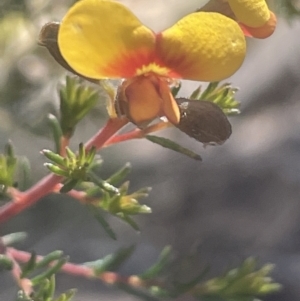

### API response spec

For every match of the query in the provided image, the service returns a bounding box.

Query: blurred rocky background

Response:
[1,0,300,300]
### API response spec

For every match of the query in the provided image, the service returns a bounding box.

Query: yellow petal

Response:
[228,0,270,27]
[156,12,246,82]
[58,0,156,79]
[239,11,277,39]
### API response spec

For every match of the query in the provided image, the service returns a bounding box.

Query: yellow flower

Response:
[58,0,246,126]
[228,0,277,38]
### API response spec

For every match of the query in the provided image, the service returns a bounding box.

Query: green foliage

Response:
[100,181,151,215]
[43,144,98,192]
[43,144,151,236]
[0,143,32,198]
[146,135,202,161]
[195,258,281,301]
[1,236,281,301]
[0,142,17,193]
[16,279,76,301]
[89,177,151,234]
[0,254,13,270]
[87,163,151,236]
[171,82,182,97]
[47,114,64,154]
[21,251,67,281]
[131,255,280,301]
[85,245,136,275]
[1,232,27,246]
[59,76,99,137]
[15,251,75,301]
[139,246,173,280]
[272,0,300,19]
[190,82,240,116]
[87,205,118,240]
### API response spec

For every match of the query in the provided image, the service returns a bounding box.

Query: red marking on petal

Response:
[154,33,188,78]
[101,48,154,77]
[239,25,253,37]
[239,11,277,39]
[100,46,179,79]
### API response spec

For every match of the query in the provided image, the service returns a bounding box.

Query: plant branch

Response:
[7,247,145,288]
[104,121,172,147]
[6,249,33,296]
[85,117,128,150]
[0,173,62,224]
[0,118,128,224]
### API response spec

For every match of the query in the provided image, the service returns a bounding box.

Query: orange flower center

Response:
[116,73,180,127]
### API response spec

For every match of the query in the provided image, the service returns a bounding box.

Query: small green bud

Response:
[48,114,63,154]
[119,196,151,214]
[0,142,18,188]
[1,232,27,246]
[44,163,69,177]
[42,150,65,166]
[0,255,13,270]
[85,146,97,165]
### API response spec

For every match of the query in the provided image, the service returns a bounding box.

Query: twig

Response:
[0,118,127,224]
[85,118,128,150]
[0,173,62,224]
[104,121,172,147]
[7,247,145,287]
[6,249,33,296]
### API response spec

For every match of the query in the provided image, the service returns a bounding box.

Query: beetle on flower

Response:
[45,0,275,128]
[58,0,241,127]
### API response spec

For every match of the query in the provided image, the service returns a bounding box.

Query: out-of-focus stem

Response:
[60,135,70,156]
[0,173,62,224]
[6,248,33,296]
[7,247,145,287]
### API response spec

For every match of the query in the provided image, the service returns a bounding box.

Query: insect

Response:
[39,23,232,146]
[175,98,232,145]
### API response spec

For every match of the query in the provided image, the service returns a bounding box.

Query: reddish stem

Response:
[85,118,128,150]
[54,184,94,204]
[104,121,172,147]
[7,247,144,287]
[0,118,127,224]
[59,135,70,156]
[0,174,61,224]
[6,249,33,296]
[104,129,143,146]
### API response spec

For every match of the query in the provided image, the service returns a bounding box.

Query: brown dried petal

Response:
[38,22,98,84]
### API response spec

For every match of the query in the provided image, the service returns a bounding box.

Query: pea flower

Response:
[227,0,277,38]
[57,0,246,127]
[204,0,277,39]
